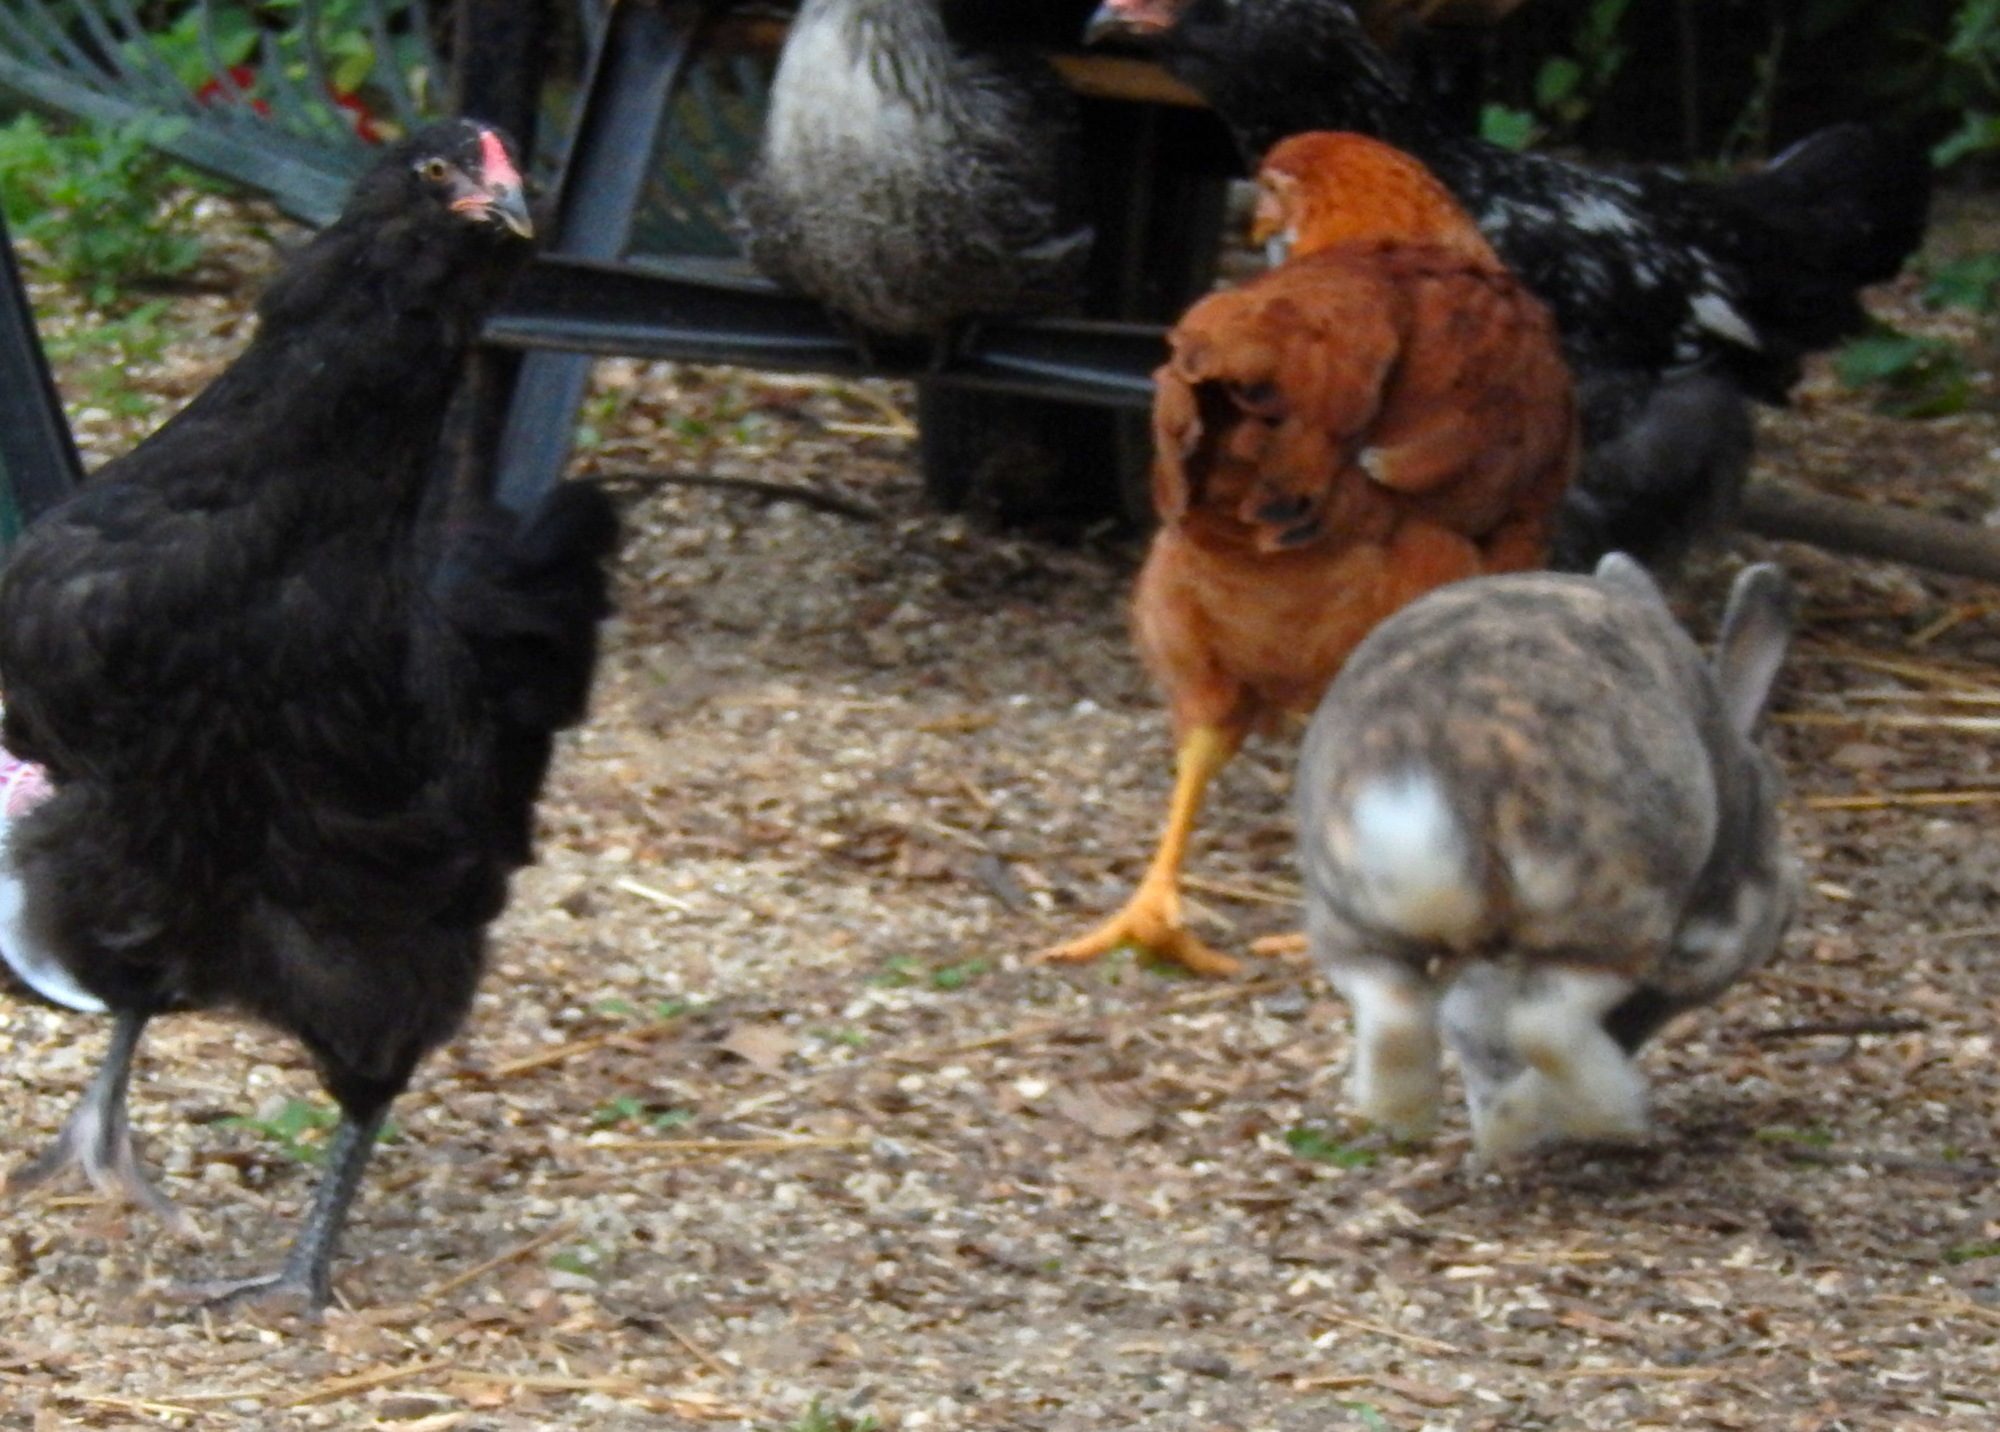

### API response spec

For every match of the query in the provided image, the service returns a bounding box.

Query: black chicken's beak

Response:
[483,182,534,240]
[452,179,534,239]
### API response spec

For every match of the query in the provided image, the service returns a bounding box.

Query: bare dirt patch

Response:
[2,193,1996,1431]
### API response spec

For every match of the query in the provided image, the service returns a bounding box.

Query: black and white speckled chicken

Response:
[734,0,1094,347]
[1090,0,1933,566]
[0,121,618,1313]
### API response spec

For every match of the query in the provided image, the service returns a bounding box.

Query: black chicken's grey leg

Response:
[184,1108,385,1314]
[5,1011,191,1235]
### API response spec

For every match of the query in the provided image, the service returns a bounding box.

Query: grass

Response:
[589,1096,693,1131]
[1284,1124,1380,1169]
[869,954,993,991]
[782,1400,880,1432]
[219,1097,398,1164]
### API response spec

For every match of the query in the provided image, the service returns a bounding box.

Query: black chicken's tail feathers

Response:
[438,479,621,735]
[1715,122,1932,396]
[1732,122,1934,290]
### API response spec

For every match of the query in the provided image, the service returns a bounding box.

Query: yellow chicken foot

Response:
[1035,725,1244,977]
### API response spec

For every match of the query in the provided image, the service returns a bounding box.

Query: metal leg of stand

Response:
[0,210,82,538]
[487,0,727,514]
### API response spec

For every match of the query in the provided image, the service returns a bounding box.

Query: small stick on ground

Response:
[287,1358,450,1408]
[1318,1309,1459,1355]
[662,1319,734,1379]
[1805,790,2000,812]
[420,1221,577,1304]
[1747,1017,1928,1043]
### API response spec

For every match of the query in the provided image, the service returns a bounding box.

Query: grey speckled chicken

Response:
[734,0,1093,343]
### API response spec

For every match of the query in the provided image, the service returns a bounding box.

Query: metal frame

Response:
[1,0,1233,531]
[0,207,83,538]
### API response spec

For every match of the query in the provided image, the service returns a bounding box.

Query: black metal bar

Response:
[489,0,730,513]
[451,0,555,151]
[485,256,1162,409]
[0,210,83,538]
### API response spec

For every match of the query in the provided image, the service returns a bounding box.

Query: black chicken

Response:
[1089,0,1933,566]
[0,120,619,1311]
[733,0,1094,345]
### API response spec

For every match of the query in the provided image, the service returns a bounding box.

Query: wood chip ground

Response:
[1,190,1995,1431]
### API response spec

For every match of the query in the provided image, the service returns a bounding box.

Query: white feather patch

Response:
[1342,772,1483,942]
[1563,194,1641,236]
[0,755,105,1013]
[1690,290,1762,350]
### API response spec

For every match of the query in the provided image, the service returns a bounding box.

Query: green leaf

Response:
[1285,1125,1379,1168]
[1934,111,2000,169]
[1535,56,1583,109]
[929,958,990,991]
[868,955,921,989]
[1943,1240,2000,1265]
[1923,254,2000,313]
[591,1096,649,1127]
[1480,104,1539,151]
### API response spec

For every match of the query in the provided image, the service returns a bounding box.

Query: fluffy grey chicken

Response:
[734,0,1093,344]
[0,121,618,1313]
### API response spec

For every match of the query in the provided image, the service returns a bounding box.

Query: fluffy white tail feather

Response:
[1343,772,1484,943]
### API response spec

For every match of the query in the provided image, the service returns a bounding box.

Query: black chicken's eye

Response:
[417,157,450,183]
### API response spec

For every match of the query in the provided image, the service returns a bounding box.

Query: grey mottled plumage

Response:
[735,0,1092,339]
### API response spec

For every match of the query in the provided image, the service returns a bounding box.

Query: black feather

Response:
[0,120,616,1298]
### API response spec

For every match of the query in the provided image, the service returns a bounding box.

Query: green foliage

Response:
[928,957,989,991]
[139,0,428,109]
[1836,253,1998,422]
[1942,1240,2000,1264]
[1933,0,2000,166]
[221,1097,398,1164]
[866,954,989,991]
[1283,1125,1379,1169]
[589,1096,693,1131]
[1537,0,1633,131]
[782,1400,881,1432]
[867,955,921,988]
[1836,328,1972,418]
[1924,253,2000,312]
[1479,103,1539,151]
[43,299,175,421]
[1492,0,1634,146]
[548,1241,607,1281]
[0,113,204,307]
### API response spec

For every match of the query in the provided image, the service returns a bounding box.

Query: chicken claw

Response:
[5,1013,195,1239]
[1034,877,1243,978]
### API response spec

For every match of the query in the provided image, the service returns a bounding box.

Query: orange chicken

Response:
[1037,131,1577,976]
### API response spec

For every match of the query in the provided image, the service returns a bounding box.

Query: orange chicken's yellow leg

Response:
[1035,724,1244,977]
